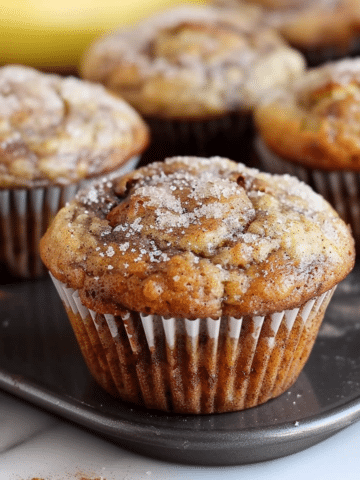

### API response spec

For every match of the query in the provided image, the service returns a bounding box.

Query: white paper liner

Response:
[255,136,360,243]
[0,155,140,278]
[50,272,336,413]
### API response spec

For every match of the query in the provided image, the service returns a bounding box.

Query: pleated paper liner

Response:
[140,113,256,167]
[50,273,335,414]
[0,155,140,279]
[255,136,360,248]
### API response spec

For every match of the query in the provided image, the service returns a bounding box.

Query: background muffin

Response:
[40,156,354,414]
[80,4,305,165]
[0,64,149,278]
[254,57,360,250]
[214,0,360,66]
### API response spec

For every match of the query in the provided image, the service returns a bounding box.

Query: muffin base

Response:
[51,274,335,414]
[0,155,140,279]
[300,38,360,67]
[256,136,360,247]
[140,113,255,167]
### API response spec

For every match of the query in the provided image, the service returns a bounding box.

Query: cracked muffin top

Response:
[0,65,149,188]
[40,156,355,319]
[255,58,360,170]
[80,5,305,119]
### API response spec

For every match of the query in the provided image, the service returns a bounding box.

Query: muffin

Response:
[80,5,305,165]
[0,64,149,278]
[40,156,355,414]
[214,0,360,66]
[254,57,360,249]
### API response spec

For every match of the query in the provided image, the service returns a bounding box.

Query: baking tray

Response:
[1,261,360,466]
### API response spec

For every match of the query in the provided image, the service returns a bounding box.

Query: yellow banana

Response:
[1,0,206,73]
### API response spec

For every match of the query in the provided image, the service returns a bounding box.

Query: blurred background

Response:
[1,0,205,75]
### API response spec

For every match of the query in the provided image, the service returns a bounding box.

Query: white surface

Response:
[0,390,360,480]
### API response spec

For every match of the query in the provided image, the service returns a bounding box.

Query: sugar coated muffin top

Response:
[0,65,149,188]
[255,58,360,170]
[80,5,305,119]
[40,156,355,319]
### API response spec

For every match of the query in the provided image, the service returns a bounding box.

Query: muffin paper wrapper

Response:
[0,155,139,278]
[256,136,360,243]
[303,39,360,67]
[50,273,335,414]
[142,113,254,166]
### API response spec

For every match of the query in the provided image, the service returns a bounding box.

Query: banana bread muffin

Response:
[214,0,360,66]
[254,57,360,248]
[0,64,149,278]
[40,156,355,413]
[80,5,305,164]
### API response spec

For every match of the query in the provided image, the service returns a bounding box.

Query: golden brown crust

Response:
[0,65,149,188]
[80,5,305,119]
[255,58,360,171]
[40,156,355,318]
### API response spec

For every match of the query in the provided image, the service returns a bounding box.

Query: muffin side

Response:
[40,157,354,413]
[51,275,335,413]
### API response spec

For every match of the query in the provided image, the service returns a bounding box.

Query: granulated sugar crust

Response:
[40,156,355,319]
[0,65,149,188]
[80,5,305,119]
[255,58,360,170]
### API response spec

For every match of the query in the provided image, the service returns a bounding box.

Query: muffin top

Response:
[40,156,355,319]
[80,5,305,119]
[255,58,360,170]
[0,65,149,188]
[215,0,360,52]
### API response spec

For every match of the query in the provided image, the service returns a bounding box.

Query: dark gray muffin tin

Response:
[1,262,360,466]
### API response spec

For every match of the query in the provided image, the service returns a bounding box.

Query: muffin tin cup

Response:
[0,155,140,279]
[141,113,255,167]
[50,273,335,414]
[255,136,360,248]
